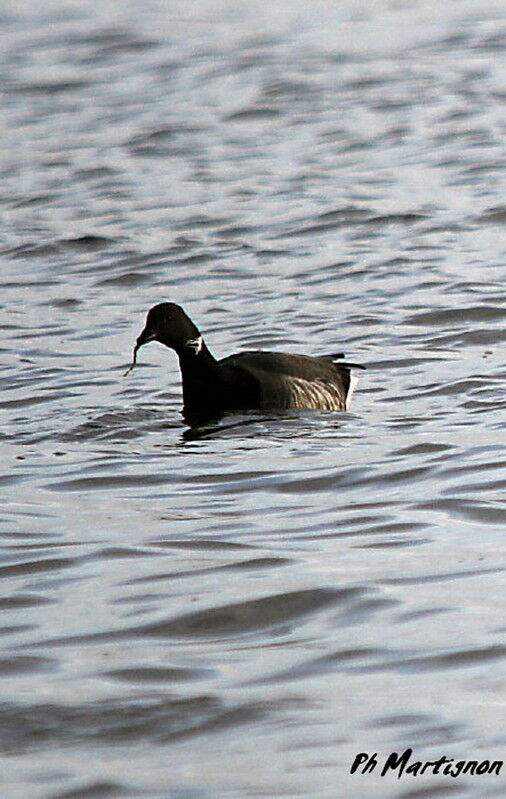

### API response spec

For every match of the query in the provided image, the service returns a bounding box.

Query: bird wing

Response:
[219,351,361,411]
[220,350,364,377]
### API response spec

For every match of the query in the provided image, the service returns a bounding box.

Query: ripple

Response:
[103,666,214,684]
[50,781,130,799]
[135,587,357,639]
[11,79,92,95]
[0,696,268,751]
[36,588,365,646]
[127,556,293,584]
[405,305,506,325]
[0,655,56,675]
[0,557,78,578]
[226,107,282,121]
[352,644,506,674]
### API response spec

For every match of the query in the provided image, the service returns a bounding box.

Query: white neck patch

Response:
[185,335,203,354]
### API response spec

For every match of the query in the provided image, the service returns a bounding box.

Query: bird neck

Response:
[176,337,221,390]
[176,338,223,420]
[176,336,216,369]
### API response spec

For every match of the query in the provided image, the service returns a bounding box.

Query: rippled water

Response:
[1,1,505,797]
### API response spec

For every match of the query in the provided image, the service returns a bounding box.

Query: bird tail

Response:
[324,353,366,370]
[335,361,366,370]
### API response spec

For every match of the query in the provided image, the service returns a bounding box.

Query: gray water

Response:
[1,1,505,797]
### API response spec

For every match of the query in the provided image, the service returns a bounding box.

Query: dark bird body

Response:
[127,303,365,426]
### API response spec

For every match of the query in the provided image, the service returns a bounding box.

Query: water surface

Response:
[1,1,505,797]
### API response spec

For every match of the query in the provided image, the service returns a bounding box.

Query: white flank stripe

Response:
[285,377,345,410]
[345,373,359,410]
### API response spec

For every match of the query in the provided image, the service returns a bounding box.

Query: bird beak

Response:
[124,327,156,376]
[136,326,157,350]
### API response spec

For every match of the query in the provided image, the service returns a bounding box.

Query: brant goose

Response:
[126,303,365,426]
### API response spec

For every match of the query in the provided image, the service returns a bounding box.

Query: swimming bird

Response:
[126,303,365,426]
